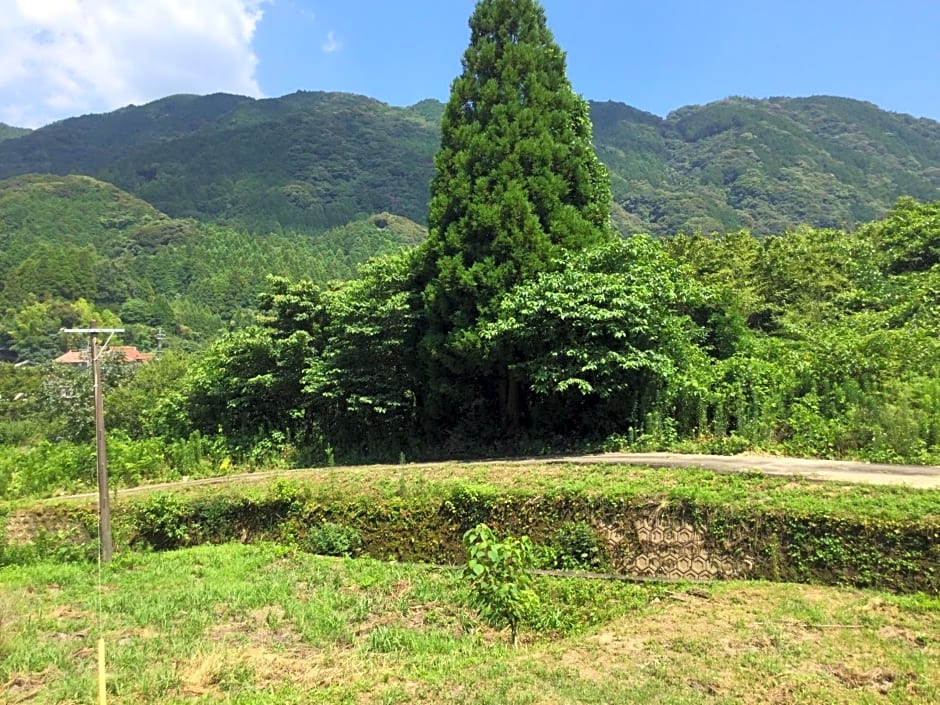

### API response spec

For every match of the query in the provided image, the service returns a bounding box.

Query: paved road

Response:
[554,452,940,488]
[45,451,940,503]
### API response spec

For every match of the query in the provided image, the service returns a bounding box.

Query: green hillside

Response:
[0,122,30,142]
[2,0,938,488]
[0,92,439,233]
[1,92,939,235]
[0,174,426,361]
[594,96,940,234]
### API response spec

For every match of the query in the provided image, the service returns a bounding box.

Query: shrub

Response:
[303,521,362,557]
[544,520,609,571]
[461,523,539,645]
[133,493,191,549]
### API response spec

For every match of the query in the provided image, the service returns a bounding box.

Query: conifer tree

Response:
[418,0,613,433]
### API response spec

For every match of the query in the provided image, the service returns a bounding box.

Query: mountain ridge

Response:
[1,91,938,235]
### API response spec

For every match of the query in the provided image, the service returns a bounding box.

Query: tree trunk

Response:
[500,369,524,436]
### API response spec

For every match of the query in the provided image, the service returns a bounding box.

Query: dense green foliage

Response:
[3,0,940,486]
[596,96,940,235]
[417,0,615,433]
[144,197,940,465]
[143,0,632,452]
[4,0,923,467]
[2,90,939,236]
[0,92,439,232]
[0,174,426,361]
[150,249,425,461]
[6,189,938,495]
[480,236,704,438]
[662,197,940,462]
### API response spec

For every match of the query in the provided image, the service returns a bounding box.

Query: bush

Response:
[302,521,362,557]
[133,493,191,549]
[543,521,609,571]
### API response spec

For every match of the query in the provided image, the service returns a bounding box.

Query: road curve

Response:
[551,452,940,488]
[41,451,940,503]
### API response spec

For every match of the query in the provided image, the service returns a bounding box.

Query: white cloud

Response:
[0,0,268,128]
[321,30,340,54]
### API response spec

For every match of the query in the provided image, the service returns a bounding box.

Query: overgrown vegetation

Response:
[132,190,940,464]
[138,158,940,465]
[542,520,610,571]
[0,174,426,361]
[2,0,940,495]
[3,1,939,696]
[4,463,938,593]
[126,0,940,465]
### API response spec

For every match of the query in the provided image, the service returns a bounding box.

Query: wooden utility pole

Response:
[61,326,124,563]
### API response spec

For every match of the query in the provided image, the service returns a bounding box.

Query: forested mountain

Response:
[2,0,940,482]
[1,92,939,235]
[0,92,439,233]
[595,96,940,234]
[0,174,425,361]
[0,123,30,142]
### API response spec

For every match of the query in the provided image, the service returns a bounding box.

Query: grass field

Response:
[2,542,939,704]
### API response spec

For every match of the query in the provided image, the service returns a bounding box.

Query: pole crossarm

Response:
[60,328,125,334]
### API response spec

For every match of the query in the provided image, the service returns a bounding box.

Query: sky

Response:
[1,0,939,129]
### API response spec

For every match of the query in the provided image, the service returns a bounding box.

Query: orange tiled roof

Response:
[53,346,155,364]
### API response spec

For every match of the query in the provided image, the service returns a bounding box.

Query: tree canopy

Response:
[5,1,940,474]
[417,0,614,433]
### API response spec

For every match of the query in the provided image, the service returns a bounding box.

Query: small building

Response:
[53,346,155,365]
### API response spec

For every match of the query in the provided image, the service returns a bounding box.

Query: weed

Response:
[303,522,362,557]
[542,520,609,571]
[133,493,190,549]
[367,625,417,654]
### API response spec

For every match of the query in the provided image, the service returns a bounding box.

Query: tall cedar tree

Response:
[418,0,613,434]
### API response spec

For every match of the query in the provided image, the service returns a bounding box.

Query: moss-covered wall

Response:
[3,476,938,593]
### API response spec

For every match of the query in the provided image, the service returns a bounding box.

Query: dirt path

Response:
[44,451,940,503]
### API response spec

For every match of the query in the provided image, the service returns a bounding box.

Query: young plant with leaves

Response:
[461,523,539,645]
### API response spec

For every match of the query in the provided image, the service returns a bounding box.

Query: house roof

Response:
[53,346,155,364]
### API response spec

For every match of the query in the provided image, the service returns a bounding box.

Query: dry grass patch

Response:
[556,581,940,703]
[179,602,360,697]
[1,666,61,703]
[2,545,938,704]
[177,643,351,696]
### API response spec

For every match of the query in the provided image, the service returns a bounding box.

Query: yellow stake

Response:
[97,638,107,704]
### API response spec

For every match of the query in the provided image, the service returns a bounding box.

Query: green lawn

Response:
[2,543,938,704]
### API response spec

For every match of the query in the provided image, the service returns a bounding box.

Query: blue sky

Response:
[2,0,939,128]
